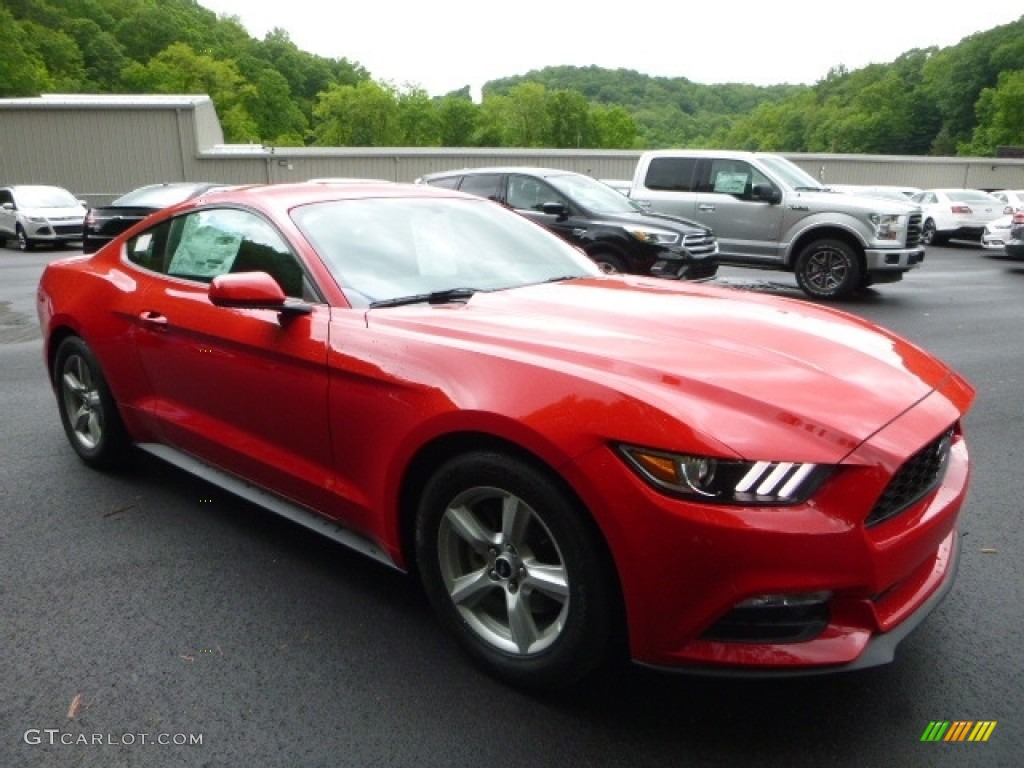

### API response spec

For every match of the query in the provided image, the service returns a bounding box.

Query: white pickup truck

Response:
[627,150,925,299]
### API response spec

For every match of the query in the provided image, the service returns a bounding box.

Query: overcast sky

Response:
[197,2,1022,99]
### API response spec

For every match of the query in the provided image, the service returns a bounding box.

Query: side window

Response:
[457,174,502,201]
[706,160,758,198]
[125,209,309,299]
[425,176,460,190]
[0,190,13,206]
[507,176,566,211]
[644,157,698,192]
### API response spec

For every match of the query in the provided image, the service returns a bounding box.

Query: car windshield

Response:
[14,186,80,208]
[759,156,825,191]
[112,184,214,208]
[292,197,600,308]
[546,174,644,214]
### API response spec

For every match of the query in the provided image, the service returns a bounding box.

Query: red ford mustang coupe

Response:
[37,182,974,689]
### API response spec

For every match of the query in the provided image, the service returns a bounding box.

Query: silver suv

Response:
[0,185,87,251]
[629,150,925,299]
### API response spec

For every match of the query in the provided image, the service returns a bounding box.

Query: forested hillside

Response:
[2,0,1021,154]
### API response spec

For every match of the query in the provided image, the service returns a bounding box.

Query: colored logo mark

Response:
[921,721,997,742]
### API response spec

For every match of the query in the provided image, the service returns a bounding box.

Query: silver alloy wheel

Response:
[803,247,849,294]
[436,486,570,655]
[60,353,104,451]
[596,261,620,274]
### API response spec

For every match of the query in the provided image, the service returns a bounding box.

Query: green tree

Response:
[396,86,441,146]
[961,70,1024,155]
[436,93,478,147]
[0,8,48,96]
[545,89,592,148]
[312,80,401,146]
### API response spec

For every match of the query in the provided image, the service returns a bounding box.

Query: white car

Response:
[989,189,1024,213]
[0,185,87,251]
[911,188,1012,246]
[982,216,1014,250]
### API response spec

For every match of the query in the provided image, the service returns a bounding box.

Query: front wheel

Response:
[590,251,626,274]
[794,239,862,300]
[415,452,619,689]
[16,226,34,251]
[54,336,129,469]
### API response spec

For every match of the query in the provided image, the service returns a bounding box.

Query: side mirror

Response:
[751,183,782,204]
[541,201,569,219]
[209,272,311,315]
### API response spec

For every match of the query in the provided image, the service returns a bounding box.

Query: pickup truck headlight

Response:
[629,228,680,246]
[869,213,907,241]
[618,445,831,504]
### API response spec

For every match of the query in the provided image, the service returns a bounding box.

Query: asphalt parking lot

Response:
[1,242,1022,767]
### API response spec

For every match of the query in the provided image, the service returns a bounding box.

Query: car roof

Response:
[421,167,586,180]
[176,181,476,213]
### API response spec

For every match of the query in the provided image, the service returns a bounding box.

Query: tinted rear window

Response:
[644,158,698,192]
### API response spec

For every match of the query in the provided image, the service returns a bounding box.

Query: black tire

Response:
[17,226,34,251]
[590,251,626,274]
[922,219,948,246]
[794,239,862,300]
[54,336,130,469]
[415,451,619,689]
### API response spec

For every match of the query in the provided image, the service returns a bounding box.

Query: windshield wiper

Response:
[369,287,479,309]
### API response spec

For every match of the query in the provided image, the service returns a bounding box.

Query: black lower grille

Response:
[702,603,829,643]
[54,225,83,236]
[866,428,954,527]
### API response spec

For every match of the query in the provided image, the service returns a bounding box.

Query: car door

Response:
[694,158,784,262]
[0,189,15,238]
[126,207,337,514]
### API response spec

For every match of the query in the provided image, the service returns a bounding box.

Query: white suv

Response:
[0,185,87,251]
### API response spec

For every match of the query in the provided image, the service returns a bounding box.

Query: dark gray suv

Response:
[418,167,718,280]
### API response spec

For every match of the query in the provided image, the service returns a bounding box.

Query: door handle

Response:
[698,204,716,212]
[139,310,168,327]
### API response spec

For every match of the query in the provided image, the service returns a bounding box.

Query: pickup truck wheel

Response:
[794,240,862,300]
[590,252,625,274]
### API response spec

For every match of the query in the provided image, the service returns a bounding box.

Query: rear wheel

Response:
[415,452,619,689]
[794,239,862,300]
[54,336,129,469]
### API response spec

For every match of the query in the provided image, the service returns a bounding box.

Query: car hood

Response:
[366,277,964,463]
[21,205,86,218]
[797,190,920,214]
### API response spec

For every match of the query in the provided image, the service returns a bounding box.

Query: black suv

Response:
[417,167,718,280]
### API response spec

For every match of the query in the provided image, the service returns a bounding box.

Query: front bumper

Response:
[864,246,925,271]
[568,401,970,674]
[24,220,84,242]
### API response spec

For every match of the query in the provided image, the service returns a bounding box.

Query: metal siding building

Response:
[2,94,1023,204]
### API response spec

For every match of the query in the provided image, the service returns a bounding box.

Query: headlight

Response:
[26,215,48,223]
[868,213,907,241]
[629,228,680,246]
[618,445,831,504]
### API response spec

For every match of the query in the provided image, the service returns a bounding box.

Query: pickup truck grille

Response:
[682,232,717,258]
[906,213,923,247]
